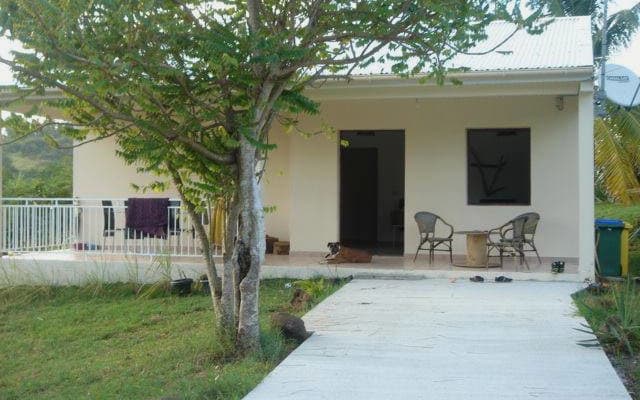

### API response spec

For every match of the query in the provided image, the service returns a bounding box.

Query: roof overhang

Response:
[307,67,594,101]
[0,66,593,106]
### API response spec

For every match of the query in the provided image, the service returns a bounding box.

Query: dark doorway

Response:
[340,130,405,255]
[340,148,378,245]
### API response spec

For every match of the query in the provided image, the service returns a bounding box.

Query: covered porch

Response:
[258,79,595,280]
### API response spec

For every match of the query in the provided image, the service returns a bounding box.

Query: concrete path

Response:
[244,279,630,400]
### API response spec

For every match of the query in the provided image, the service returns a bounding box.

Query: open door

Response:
[340,130,405,255]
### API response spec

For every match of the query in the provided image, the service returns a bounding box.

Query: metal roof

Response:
[351,16,593,76]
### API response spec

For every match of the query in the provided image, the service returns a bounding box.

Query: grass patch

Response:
[0,278,346,400]
[575,281,640,399]
[595,203,640,227]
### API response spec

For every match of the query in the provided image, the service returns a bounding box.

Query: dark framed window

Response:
[467,128,530,205]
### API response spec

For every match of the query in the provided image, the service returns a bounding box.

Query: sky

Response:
[0,1,639,85]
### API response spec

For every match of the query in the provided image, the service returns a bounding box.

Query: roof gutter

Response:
[312,67,594,90]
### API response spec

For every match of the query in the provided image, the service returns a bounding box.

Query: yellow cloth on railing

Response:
[210,199,226,247]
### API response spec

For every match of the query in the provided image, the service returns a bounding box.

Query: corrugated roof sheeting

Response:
[351,16,593,76]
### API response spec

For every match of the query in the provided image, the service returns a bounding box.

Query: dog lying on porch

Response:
[324,242,372,264]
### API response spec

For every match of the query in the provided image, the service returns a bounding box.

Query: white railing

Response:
[1,201,75,252]
[0,198,222,257]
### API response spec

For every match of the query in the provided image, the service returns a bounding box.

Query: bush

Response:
[576,280,640,355]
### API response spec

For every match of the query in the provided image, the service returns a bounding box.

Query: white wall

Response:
[262,129,291,241]
[578,82,595,278]
[73,136,179,199]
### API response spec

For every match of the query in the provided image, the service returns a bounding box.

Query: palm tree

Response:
[529,0,640,56]
[530,0,640,203]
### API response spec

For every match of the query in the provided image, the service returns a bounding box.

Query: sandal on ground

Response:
[470,276,484,282]
[495,276,513,283]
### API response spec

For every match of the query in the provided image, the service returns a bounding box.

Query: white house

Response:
[0,16,595,281]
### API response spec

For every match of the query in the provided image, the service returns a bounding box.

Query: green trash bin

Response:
[595,219,625,277]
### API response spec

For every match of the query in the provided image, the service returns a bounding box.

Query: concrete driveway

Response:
[244,279,630,400]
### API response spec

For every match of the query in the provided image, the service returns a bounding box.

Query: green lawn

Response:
[596,203,640,277]
[0,278,345,400]
[574,282,640,399]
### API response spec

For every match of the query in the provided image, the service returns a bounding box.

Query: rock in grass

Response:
[270,312,312,342]
[290,288,311,310]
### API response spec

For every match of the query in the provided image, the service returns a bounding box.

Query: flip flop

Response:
[495,276,513,283]
[470,276,484,282]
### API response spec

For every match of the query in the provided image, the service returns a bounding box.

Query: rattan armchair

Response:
[486,212,541,269]
[413,212,454,263]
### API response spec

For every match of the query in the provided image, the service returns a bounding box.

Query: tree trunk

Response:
[220,196,239,331]
[235,134,265,353]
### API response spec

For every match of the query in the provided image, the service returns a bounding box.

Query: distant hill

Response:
[2,127,72,198]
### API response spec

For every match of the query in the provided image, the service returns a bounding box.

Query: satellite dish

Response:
[604,64,640,108]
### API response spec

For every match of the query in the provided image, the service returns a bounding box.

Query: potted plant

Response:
[170,272,193,295]
[199,274,210,295]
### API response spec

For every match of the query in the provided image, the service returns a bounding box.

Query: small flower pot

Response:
[170,278,193,295]
[200,279,210,295]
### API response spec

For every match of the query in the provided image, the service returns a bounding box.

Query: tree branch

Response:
[0,120,83,147]
[0,57,236,165]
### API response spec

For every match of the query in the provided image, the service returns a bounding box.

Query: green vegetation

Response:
[575,282,640,398]
[596,203,640,227]
[581,202,640,397]
[0,278,345,400]
[596,202,640,277]
[2,127,72,197]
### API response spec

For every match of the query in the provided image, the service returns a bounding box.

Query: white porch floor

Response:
[0,251,583,285]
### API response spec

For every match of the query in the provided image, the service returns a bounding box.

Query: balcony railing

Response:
[0,198,222,257]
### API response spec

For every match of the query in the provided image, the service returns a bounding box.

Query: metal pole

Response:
[600,0,608,92]
[597,0,609,116]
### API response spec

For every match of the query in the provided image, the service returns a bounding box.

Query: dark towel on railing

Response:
[125,198,169,239]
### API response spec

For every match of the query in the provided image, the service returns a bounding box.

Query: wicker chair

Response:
[487,213,541,269]
[515,212,542,263]
[413,212,454,263]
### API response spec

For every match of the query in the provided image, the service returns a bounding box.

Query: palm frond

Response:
[599,3,640,54]
[594,114,640,204]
